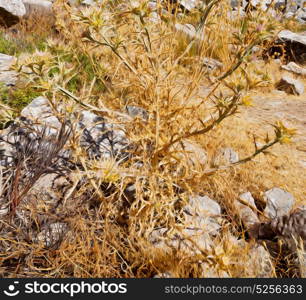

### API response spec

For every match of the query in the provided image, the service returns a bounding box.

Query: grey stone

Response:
[149,195,221,255]
[0,0,26,26]
[183,195,221,235]
[126,105,148,121]
[185,195,221,217]
[282,62,306,75]
[149,226,215,255]
[278,30,306,47]
[263,187,295,218]
[213,147,239,166]
[22,0,53,16]
[202,57,223,71]
[276,75,304,95]
[78,110,130,161]
[170,140,207,168]
[35,222,68,247]
[247,244,273,277]
[2,96,131,163]
[184,214,221,235]
[20,96,62,135]
[236,192,259,229]
[0,53,18,86]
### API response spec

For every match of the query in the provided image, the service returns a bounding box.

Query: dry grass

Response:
[0,0,305,278]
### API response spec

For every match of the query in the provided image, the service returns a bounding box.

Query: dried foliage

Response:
[0,0,304,278]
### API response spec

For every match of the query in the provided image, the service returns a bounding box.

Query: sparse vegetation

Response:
[0,0,305,278]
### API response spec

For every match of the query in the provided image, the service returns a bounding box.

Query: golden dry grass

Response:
[0,0,305,278]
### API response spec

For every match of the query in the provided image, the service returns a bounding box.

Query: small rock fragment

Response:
[213,147,239,166]
[236,192,259,229]
[35,222,68,247]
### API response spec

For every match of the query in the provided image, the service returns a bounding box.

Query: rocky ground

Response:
[0,0,305,278]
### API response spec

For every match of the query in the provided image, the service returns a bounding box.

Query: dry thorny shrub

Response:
[0,0,304,277]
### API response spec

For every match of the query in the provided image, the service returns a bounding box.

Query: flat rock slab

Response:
[0,53,18,86]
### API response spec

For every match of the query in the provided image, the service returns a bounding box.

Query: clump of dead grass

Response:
[0,0,305,278]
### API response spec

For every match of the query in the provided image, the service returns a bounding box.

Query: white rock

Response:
[236,192,259,228]
[246,243,273,277]
[276,75,304,95]
[281,62,306,76]
[20,96,62,134]
[170,140,207,168]
[22,0,53,16]
[0,0,26,26]
[185,195,221,216]
[0,53,18,86]
[78,110,130,160]
[183,195,221,235]
[278,30,306,46]
[213,147,239,166]
[263,187,295,218]
[149,227,214,255]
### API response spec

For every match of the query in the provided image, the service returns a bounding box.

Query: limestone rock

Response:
[0,0,26,27]
[178,0,199,11]
[149,226,214,255]
[281,62,306,76]
[20,96,62,135]
[149,195,221,255]
[213,147,239,166]
[35,222,68,247]
[184,195,221,217]
[276,75,304,95]
[236,192,259,229]
[170,140,207,168]
[126,105,148,121]
[22,0,53,16]
[0,53,18,86]
[263,187,295,218]
[78,110,130,160]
